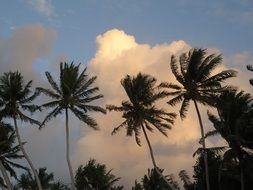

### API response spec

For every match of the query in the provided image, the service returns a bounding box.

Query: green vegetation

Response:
[0,48,252,189]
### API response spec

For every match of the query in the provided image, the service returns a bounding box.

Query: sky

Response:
[0,0,253,189]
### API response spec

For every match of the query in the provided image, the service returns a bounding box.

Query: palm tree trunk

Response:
[141,124,176,190]
[0,160,13,190]
[65,108,76,190]
[193,100,210,190]
[13,116,42,190]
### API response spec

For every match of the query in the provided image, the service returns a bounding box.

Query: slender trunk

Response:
[65,108,76,190]
[141,124,176,190]
[13,116,42,190]
[0,160,13,190]
[193,100,210,190]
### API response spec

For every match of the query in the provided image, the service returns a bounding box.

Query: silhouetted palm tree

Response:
[107,73,176,189]
[179,170,195,190]
[38,62,106,190]
[160,48,237,190]
[142,168,179,190]
[15,167,57,190]
[206,90,253,190]
[0,121,28,190]
[0,72,42,190]
[75,159,120,190]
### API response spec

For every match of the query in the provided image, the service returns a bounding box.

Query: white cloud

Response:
[74,29,206,188]
[27,0,54,17]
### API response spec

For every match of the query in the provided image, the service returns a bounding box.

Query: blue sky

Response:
[1,0,253,62]
[0,0,253,188]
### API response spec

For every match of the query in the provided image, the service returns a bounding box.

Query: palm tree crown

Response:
[0,71,40,124]
[38,62,106,128]
[107,73,176,146]
[207,90,253,150]
[160,48,237,118]
[207,90,253,190]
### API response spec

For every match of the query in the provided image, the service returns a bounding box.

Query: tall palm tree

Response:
[206,90,253,190]
[38,62,106,190]
[160,48,237,190]
[0,72,42,190]
[106,73,177,189]
[0,121,28,190]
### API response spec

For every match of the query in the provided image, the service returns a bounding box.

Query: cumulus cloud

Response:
[72,29,253,188]
[73,29,214,188]
[0,24,57,82]
[27,0,54,17]
[1,26,252,188]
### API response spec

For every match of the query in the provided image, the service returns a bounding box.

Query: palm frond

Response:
[40,107,63,128]
[170,55,185,84]
[196,54,222,82]
[193,146,227,157]
[17,110,41,126]
[200,70,237,87]
[159,82,182,90]
[179,98,190,119]
[167,94,184,106]
[106,105,125,112]
[45,72,62,95]
[111,121,128,135]
[75,104,106,114]
[36,87,60,99]
[79,94,104,103]
[70,107,99,130]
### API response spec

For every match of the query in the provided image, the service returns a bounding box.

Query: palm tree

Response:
[159,48,237,190]
[206,90,253,190]
[51,182,70,190]
[0,72,42,190]
[0,121,29,190]
[106,73,177,189]
[75,159,120,190]
[178,170,195,190]
[38,62,106,190]
[15,167,55,190]
[142,168,179,190]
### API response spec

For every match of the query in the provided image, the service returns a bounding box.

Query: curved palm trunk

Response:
[193,100,210,190]
[13,117,42,190]
[141,124,176,190]
[0,160,13,190]
[65,108,76,190]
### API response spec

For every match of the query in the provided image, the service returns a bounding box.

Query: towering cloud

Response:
[74,29,211,188]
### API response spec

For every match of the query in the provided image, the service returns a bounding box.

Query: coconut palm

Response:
[0,121,28,190]
[142,168,179,190]
[159,48,237,190]
[75,159,120,190]
[15,167,55,190]
[0,72,42,190]
[206,90,253,190]
[178,170,195,190]
[38,62,106,190]
[106,73,177,189]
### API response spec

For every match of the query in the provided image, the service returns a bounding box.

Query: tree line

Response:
[0,48,252,190]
